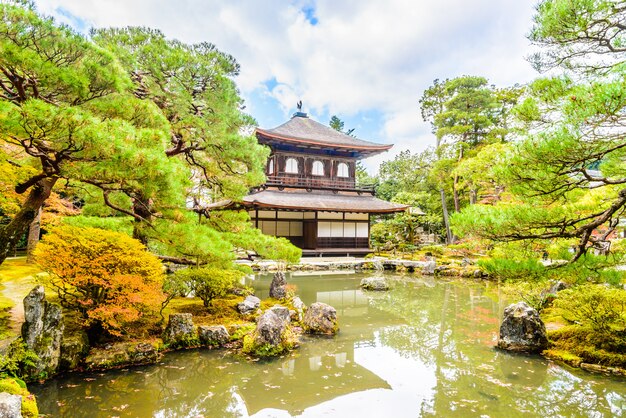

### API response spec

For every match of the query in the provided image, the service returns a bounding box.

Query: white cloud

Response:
[34,0,540,173]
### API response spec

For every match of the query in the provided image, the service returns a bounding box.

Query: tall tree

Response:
[453,0,626,262]
[0,3,297,267]
[0,1,176,264]
[91,27,268,245]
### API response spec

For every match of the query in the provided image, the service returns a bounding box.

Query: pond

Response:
[32,272,625,417]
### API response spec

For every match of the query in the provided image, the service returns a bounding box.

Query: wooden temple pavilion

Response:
[244,110,407,256]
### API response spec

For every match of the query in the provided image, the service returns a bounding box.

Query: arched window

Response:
[312,160,324,176]
[337,162,349,178]
[268,159,274,174]
[285,158,299,174]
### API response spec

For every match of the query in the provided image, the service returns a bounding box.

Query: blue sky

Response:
[35,0,539,172]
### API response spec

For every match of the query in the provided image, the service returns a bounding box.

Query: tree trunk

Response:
[26,206,42,263]
[453,177,460,212]
[453,145,464,212]
[440,188,453,244]
[0,177,57,266]
[132,195,153,245]
[469,189,477,205]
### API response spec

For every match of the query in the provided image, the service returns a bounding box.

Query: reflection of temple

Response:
[236,338,390,416]
[238,272,403,415]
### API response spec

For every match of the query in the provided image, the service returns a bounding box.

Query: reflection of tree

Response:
[371,279,623,417]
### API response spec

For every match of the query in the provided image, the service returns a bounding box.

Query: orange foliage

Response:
[34,225,165,338]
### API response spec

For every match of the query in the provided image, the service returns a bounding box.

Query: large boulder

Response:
[237,295,261,315]
[269,271,287,299]
[163,313,197,348]
[21,285,64,378]
[0,392,22,418]
[198,325,230,347]
[84,342,161,370]
[303,302,339,335]
[59,330,90,371]
[497,302,548,353]
[255,310,286,347]
[243,310,296,357]
[269,305,291,323]
[360,276,389,291]
[421,260,436,275]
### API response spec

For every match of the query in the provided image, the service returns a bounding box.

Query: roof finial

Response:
[293,100,307,118]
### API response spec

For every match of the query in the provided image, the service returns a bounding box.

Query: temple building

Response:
[243,109,407,256]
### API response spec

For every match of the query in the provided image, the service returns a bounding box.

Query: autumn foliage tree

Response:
[34,225,165,338]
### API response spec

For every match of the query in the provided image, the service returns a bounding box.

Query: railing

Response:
[266,175,375,192]
[317,237,369,248]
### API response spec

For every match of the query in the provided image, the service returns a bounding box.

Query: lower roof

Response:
[242,189,408,213]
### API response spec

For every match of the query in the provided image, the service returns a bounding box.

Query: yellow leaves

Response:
[35,225,165,338]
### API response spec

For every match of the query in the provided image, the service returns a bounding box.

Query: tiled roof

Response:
[256,114,392,151]
[243,189,408,213]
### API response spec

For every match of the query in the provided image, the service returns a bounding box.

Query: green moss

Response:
[543,348,583,367]
[241,326,298,358]
[0,378,38,417]
[165,295,248,328]
[547,325,626,368]
[230,323,255,341]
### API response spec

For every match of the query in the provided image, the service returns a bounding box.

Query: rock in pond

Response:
[421,260,436,275]
[497,302,548,353]
[243,310,296,357]
[269,305,291,323]
[292,296,305,321]
[21,285,64,378]
[255,310,286,347]
[163,313,197,348]
[360,276,389,291]
[303,302,339,335]
[85,342,161,370]
[269,271,287,299]
[237,295,261,315]
[0,392,22,418]
[198,325,230,347]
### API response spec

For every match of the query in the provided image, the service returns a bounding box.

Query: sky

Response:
[34,0,540,173]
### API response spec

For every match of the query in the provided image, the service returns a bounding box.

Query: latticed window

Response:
[312,160,324,176]
[285,158,299,174]
[268,159,274,174]
[337,162,349,178]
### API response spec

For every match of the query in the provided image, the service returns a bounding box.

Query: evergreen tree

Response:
[453,0,626,262]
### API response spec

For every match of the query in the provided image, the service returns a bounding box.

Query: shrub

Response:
[477,257,546,281]
[501,280,552,312]
[553,285,626,334]
[0,339,38,380]
[172,267,244,308]
[34,225,165,338]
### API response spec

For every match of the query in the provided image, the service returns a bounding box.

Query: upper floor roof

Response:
[256,113,392,158]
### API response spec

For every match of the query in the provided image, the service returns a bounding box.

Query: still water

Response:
[32,272,625,417]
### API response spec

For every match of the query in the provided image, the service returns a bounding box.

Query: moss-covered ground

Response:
[0,258,41,340]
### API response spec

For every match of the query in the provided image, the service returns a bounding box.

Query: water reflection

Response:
[32,272,625,417]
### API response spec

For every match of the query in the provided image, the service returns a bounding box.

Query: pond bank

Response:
[244,256,485,277]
